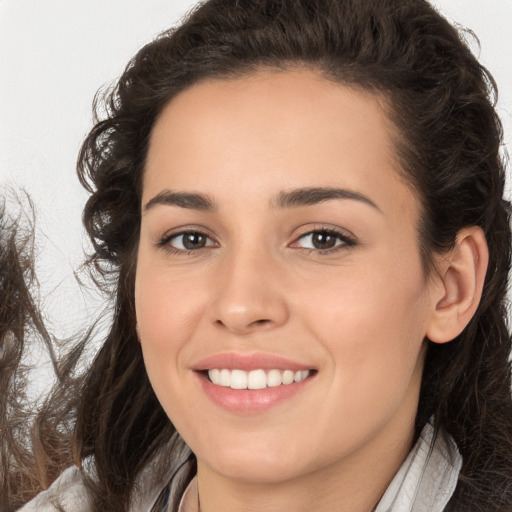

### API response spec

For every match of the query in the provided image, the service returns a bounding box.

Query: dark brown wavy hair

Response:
[0,193,75,511]
[9,0,512,510]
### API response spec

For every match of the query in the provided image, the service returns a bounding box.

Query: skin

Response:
[135,69,446,512]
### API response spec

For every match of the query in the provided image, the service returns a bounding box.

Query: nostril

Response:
[247,319,274,331]
[250,319,272,328]
[214,317,272,333]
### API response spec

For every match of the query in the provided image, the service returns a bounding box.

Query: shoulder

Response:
[18,438,192,512]
[18,466,92,512]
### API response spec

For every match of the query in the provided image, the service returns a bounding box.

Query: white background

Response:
[1,1,511,358]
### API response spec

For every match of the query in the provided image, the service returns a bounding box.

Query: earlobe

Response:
[426,227,489,344]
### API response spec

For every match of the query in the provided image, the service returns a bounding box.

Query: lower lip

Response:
[196,372,314,414]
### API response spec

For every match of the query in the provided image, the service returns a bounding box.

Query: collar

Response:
[177,421,461,512]
[177,476,198,512]
[375,421,462,512]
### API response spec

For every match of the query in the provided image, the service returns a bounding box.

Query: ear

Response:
[426,227,489,344]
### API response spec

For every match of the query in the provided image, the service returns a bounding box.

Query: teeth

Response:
[282,370,294,385]
[207,368,312,389]
[247,369,267,389]
[230,369,247,389]
[209,368,220,383]
[219,369,230,386]
[267,369,282,387]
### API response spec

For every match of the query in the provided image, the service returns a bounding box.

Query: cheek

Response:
[135,260,205,347]
[295,255,429,401]
[134,257,209,411]
[298,253,427,344]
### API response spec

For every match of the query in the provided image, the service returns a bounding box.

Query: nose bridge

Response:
[211,240,288,333]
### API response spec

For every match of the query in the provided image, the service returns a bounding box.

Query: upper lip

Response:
[191,352,315,372]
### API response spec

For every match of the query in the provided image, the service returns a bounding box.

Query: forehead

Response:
[144,69,418,222]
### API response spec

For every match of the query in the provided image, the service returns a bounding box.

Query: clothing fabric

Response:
[20,421,462,512]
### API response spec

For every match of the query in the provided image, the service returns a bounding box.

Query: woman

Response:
[15,0,512,510]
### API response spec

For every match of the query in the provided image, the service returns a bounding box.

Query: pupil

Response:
[313,232,335,249]
[183,233,205,250]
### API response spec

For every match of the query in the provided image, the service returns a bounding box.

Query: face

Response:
[135,70,438,485]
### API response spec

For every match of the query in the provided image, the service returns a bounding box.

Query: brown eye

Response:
[166,231,215,251]
[310,232,338,250]
[182,232,207,250]
[294,229,355,252]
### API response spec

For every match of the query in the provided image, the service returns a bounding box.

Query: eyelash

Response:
[157,227,356,256]
[292,227,356,255]
[157,230,216,255]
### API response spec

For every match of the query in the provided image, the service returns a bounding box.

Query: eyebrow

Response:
[272,187,381,212]
[144,186,381,213]
[144,190,217,212]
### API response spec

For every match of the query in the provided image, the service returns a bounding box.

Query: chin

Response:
[213,461,304,485]
[197,442,310,484]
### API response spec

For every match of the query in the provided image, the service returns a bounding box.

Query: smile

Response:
[207,368,312,390]
[192,353,317,413]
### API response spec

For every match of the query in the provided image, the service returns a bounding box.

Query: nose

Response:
[210,247,289,335]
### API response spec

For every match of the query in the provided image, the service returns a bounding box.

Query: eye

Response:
[159,231,216,253]
[293,228,355,252]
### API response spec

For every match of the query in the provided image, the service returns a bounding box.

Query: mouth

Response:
[204,368,315,390]
[192,352,317,413]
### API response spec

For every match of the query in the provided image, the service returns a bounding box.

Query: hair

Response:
[0,194,39,512]
[0,193,74,511]
[12,0,512,511]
